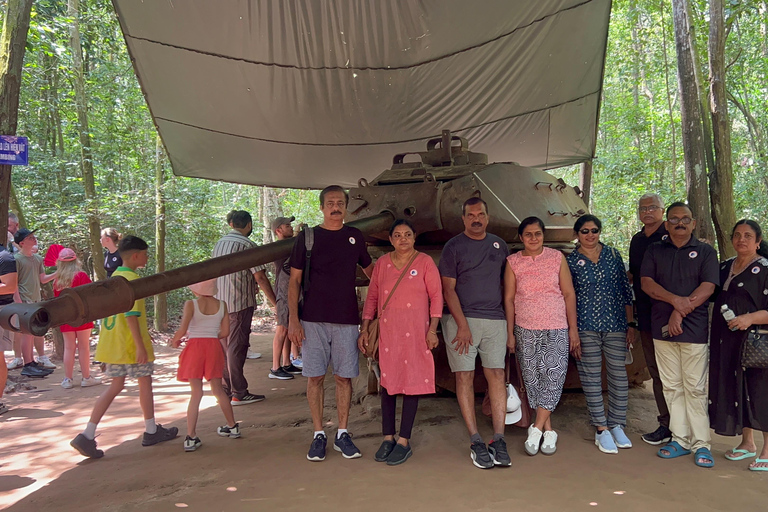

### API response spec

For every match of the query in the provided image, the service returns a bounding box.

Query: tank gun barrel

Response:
[0,212,394,336]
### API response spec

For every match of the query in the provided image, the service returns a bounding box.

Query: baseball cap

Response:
[57,248,77,262]
[14,228,37,245]
[504,384,523,425]
[189,278,218,297]
[271,215,295,231]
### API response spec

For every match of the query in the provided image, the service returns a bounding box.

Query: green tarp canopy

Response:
[113,0,611,189]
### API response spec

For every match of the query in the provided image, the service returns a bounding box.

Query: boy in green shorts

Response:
[71,236,178,458]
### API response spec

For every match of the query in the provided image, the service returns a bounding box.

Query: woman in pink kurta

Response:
[359,219,443,465]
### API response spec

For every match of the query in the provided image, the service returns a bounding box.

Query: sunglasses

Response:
[579,228,600,234]
[668,217,693,225]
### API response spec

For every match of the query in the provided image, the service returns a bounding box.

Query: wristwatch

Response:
[627,321,638,329]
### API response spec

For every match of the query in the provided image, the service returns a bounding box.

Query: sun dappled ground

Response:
[1,332,766,512]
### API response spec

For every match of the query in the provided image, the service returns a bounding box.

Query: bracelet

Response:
[428,330,437,335]
[627,321,638,329]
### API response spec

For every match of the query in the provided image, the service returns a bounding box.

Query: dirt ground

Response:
[1,331,766,512]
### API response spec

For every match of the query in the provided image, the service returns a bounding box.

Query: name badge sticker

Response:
[753,266,761,274]
[493,242,500,249]
[410,269,418,276]
[349,237,356,245]
[689,251,698,259]
[577,259,586,266]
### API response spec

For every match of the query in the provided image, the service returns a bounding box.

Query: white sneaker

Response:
[37,355,56,369]
[6,357,23,370]
[525,426,543,456]
[541,430,558,455]
[81,376,102,388]
[246,350,261,359]
[61,378,74,389]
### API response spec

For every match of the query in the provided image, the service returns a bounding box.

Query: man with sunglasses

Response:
[628,193,672,445]
[640,202,719,468]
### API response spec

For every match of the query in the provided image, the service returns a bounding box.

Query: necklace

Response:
[731,255,760,276]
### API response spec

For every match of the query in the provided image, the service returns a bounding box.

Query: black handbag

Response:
[741,328,768,369]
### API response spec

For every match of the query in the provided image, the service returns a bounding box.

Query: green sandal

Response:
[725,448,756,461]
[749,458,768,472]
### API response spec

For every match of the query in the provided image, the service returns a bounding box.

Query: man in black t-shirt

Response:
[0,246,18,414]
[628,193,671,445]
[288,186,373,462]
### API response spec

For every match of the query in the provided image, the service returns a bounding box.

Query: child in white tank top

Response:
[170,278,240,452]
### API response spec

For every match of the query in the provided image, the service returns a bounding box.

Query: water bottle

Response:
[721,304,738,331]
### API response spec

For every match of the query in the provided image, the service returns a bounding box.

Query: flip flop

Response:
[694,447,714,468]
[725,448,757,461]
[657,441,692,459]
[749,458,768,472]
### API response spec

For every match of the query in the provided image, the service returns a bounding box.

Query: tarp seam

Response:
[122,0,595,71]
[155,90,598,147]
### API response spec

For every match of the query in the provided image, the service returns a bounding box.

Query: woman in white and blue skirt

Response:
[566,214,635,454]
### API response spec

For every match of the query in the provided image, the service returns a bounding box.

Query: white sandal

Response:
[541,430,558,455]
[525,426,543,456]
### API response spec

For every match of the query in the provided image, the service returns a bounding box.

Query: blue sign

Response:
[0,135,28,165]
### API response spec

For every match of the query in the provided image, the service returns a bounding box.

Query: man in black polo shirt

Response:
[640,202,719,468]
[628,193,671,445]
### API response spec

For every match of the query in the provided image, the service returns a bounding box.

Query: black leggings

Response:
[381,387,420,439]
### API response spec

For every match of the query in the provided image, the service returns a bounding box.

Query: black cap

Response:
[14,228,37,245]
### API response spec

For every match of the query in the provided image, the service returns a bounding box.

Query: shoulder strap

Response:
[303,227,314,293]
[381,252,419,312]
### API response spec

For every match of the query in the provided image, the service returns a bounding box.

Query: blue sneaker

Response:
[307,433,327,462]
[610,426,632,449]
[595,430,618,454]
[333,432,362,459]
[292,357,303,369]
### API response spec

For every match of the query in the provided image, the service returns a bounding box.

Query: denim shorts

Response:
[300,321,360,378]
[105,362,154,378]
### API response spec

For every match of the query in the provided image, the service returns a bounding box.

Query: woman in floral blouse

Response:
[566,214,635,455]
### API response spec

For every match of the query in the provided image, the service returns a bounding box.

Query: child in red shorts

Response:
[171,278,240,452]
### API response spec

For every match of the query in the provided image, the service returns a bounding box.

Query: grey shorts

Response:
[105,362,154,378]
[441,315,507,372]
[301,321,360,378]
[276,299,288,327]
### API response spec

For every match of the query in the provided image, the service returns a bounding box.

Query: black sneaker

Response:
[488,438,512,467]
[307,433,327,462]
[642,425,672,446]
[217,422,241,438]
[282,363,302,375]
[374,439,396,462]
[269,367,294,380]
[183,436,202,452]
[470,441,494,469]
[70,434,104,459]
[21,362,50,378]
[386,443,413,466]
[231,393,266,406]
[334,432,362,459]
[142,424,179,446]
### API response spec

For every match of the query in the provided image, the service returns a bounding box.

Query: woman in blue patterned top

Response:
[566,214,635,455]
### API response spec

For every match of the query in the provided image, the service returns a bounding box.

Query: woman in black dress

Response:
[709,219,768,471]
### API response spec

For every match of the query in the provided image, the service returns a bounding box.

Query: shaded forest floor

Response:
[1,331,766,512]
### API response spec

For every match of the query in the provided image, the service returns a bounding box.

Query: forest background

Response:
[2,0,767,329]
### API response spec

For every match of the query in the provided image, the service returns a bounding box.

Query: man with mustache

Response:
[640,202,719,468]
[212,210,277,406]
[628,193,672,445]
[288,185,374,462]
[439,197,511,469]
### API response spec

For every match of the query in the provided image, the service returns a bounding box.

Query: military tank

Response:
[0,130,647,391]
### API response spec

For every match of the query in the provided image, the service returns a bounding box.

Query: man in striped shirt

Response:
[213,210,277,406]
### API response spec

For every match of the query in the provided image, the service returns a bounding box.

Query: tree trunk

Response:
[660,0,678,192]
[154,135,168,331]
[261,186,284,244]
[579,161,593,208]
[68,0,106,281]
[708,0,737,260]
[671,0,715,243]
[0,0,33,247]
[9,181,26,226]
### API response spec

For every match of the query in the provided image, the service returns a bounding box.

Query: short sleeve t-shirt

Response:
[14,252,44,303]
[289,225,372,325]
[94,266,154,364]
[640,236,719,343]
[104,250,122,277]
[438,233,509,320]
[0,248,17,305]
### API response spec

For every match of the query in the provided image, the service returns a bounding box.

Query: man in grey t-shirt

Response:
[439,197,510,470]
